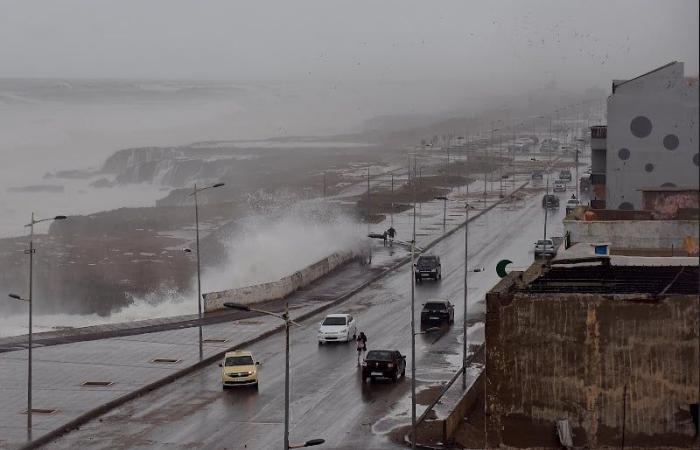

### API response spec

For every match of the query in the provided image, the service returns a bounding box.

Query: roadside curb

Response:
[20,180,530,450]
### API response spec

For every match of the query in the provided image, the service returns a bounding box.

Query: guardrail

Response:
[415,344,484,429]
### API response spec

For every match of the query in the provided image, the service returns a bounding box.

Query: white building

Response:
[606,61,699,210]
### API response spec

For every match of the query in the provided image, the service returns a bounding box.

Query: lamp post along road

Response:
[223,302,322,449]
[284,299,290,450]
[8,213,66,434]
[189,182,225,361]
[463,181,470,389]
[410,197,417,449]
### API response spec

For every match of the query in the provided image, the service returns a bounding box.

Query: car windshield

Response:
[424,302,447,310]
[366,350,394,361]
[417,257,437,266]
[322,316,346,326]
[537,240,552,245]
[225,356,254,366]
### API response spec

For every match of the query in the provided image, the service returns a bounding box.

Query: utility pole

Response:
[410,186,417,449]
[194,187,204,361]
[391,174,394,228]
[544,178,549,240]
[27,215,34,434]
[462,152,469,389]
[367,167,371,264]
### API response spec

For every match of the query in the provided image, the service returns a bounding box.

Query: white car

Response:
[553,180,567,192]
[534,239,556,257]
[318,314,357,344]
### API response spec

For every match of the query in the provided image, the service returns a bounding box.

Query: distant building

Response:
[605,61,699,210]
[485,259,699,448]
[589,125,607,208]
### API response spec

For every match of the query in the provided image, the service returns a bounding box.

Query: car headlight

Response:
[387,363,394,368]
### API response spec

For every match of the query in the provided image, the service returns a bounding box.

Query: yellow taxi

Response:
[220,350,260,390]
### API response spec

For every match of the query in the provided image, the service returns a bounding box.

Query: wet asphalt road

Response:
[44,189,566,450]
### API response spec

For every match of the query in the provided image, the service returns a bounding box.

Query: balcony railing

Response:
[590,126,607,139]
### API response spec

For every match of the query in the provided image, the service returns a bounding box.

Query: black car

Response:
[414,255,441,283]
[559,169,572,181]
[420,300,454,326]
[542,194,560,208]
[361,350,406,382]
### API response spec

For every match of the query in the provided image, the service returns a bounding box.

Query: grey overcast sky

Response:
[1,0,698,90]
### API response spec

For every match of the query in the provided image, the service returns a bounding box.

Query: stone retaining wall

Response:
[202,251,353,312]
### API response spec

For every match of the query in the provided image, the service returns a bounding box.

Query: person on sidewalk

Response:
[387,227,396,247]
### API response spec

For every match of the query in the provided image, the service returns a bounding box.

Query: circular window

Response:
[617,148,630,160]
[644,163,654,172]
[663,134,679,150]
[630,116,652,138]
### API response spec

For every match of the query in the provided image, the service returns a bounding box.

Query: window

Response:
[366,350,393,361]
[225,356,254,366]
[322,316,346,326]
[425,302,447,310]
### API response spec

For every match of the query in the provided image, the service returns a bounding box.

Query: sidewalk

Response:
[0,173,531,450]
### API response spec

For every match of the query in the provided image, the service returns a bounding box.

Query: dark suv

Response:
[361,350,406,382]
[542,194,560,208]
[421,300,454,326]
[414,255,441,283]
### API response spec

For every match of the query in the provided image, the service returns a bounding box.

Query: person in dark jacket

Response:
[356,331,368,365]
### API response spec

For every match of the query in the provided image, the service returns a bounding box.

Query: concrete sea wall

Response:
[202,251,353,312]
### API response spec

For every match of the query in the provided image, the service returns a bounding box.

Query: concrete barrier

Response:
[564,219,698,250]
[202,251,354,312]
[442,369,484,444]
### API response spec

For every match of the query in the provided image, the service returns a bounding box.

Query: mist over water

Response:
[0,79,375,237]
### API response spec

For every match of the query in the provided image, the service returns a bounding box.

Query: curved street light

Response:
[188,182,225,361]
[10,212,67,435]
[223,302,315,449]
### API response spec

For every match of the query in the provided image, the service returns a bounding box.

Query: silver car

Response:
[534,239,555,257]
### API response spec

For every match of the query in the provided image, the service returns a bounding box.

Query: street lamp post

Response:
[410,325,440,446]
[410,189,417,449]
[189,182,225,361]
[434,196,447,233]
[223,302,323,449]
[463,198,471,389]
[8,213,66,435]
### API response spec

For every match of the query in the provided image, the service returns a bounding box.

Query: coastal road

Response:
[44,188,566,450]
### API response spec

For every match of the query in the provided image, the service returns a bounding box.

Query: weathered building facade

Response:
[485,264,699,448]
[606,61,699,210]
